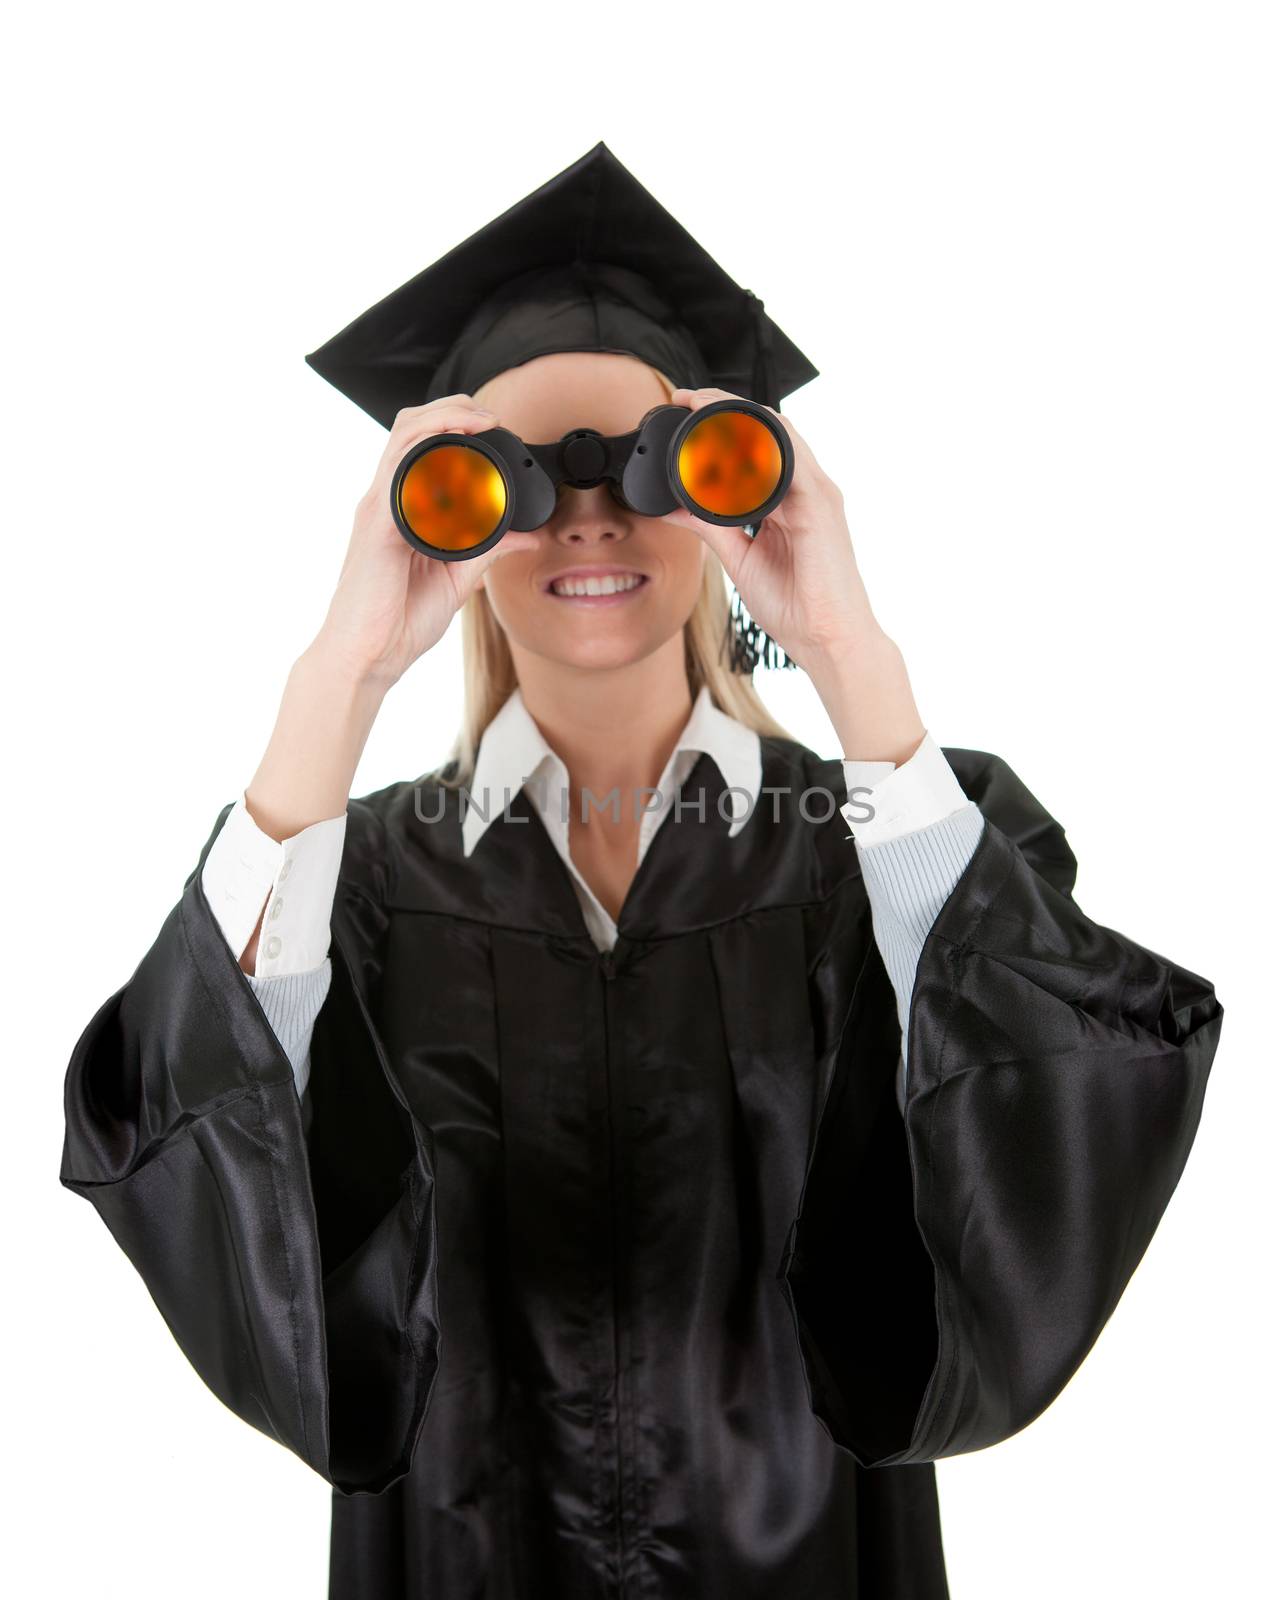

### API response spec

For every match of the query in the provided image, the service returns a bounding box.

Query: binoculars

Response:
[390,398,794,561]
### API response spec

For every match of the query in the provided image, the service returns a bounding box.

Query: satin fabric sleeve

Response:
[841,735,984,1115]
[782,749,1223,1469]
[59,798,440,1495]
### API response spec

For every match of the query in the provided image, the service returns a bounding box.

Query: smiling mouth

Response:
[545,570,649,601]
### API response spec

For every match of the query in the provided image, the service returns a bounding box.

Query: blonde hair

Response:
[436,362,794,787]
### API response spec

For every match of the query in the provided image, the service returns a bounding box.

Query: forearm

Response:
[246,640,388,841]
[806,626,926,766]
[236,641,385,972]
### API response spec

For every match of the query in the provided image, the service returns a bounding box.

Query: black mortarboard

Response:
[305,140,820,671]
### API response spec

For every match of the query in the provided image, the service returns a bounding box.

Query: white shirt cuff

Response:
[839,732,970,847]
[200,793,347,976]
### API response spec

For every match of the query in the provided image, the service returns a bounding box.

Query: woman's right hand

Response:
[312,395,540,687]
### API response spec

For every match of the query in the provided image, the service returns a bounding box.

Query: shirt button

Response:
[264,935,282,959]
[270,897,285,919]
[278,858,293,880]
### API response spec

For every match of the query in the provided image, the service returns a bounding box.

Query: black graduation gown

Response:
[61,737,1222,1599]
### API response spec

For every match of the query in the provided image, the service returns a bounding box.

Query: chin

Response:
[528,631,669,673]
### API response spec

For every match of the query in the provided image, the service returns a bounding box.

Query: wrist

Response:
[299,633,397,700]
[805,618,894,682]
[288,647,390,754]
[807,630,927,766]
[245,650,387,840]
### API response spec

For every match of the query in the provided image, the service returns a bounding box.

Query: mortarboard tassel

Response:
[724,292,799,673]
[725,577,797,672]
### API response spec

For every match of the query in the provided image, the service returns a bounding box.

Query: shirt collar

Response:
[461,682,763,858]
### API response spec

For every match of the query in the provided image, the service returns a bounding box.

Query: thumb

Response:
[665,505,751,580]
[484,529,542,561]
[461,529,542,588]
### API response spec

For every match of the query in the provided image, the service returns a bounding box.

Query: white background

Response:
[5,3,1276,1595]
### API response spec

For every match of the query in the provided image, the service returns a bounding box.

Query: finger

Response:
[389,400,499,443]
[667,384,811,475]
[670,389,825,484]
[669,384,751,409]
[375,402,504,498]
[393,393,495,422]
[670,384,794,438]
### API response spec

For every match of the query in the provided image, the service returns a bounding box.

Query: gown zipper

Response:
[597,941,628,1593]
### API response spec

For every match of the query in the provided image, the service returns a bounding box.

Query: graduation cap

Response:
[305,140,820,671]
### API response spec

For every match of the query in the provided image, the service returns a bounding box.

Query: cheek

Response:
[479,558,533,630]
[667,534,708,610]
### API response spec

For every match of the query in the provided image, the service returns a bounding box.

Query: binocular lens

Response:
[396,442,508,553]
[677,410,784,520]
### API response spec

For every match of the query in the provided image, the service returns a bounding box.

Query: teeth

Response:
[550,572,644,597]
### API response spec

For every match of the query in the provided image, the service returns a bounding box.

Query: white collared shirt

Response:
[459,684,763,952]
[200,685,979,1105]
[202,683,970,976]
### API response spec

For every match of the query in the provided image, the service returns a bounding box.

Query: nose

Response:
[550,485,630,548]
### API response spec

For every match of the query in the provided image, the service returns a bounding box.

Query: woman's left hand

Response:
[664,386,880,670]
[665,386,927,763]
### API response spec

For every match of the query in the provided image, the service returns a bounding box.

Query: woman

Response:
[61,145,1222,1599]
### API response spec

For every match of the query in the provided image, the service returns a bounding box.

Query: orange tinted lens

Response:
[397,442,508,552]
[676,410,783,519]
